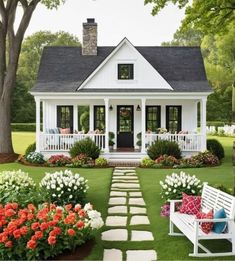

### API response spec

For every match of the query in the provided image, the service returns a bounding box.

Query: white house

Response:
[30,19,212,162]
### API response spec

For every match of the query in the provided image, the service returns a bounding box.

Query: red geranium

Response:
[5,209,16,217]
[5,240,13,248]
[35,231,43,239]
[31,222,40,230]
[40,222,49,231]
[67,228,76,236]
[13,229,21,239]
[20,226,28,236]
[27,239,37,249]
[48,235,56,245]
[76,220,84,229]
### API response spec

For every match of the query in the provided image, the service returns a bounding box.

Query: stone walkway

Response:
[102,167,157,261]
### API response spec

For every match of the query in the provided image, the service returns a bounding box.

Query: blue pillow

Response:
[212,208,227,233]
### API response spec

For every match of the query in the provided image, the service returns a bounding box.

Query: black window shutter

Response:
[69,106,74,132]
[166,106,169,131]
[57,106,62,128]
[178,106,182,132]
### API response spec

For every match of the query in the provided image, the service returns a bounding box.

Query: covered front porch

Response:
[35,95,207,158]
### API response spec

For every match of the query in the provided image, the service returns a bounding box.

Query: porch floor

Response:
[110,148,141,153]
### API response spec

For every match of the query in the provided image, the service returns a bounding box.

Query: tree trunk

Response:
[0,91,13,153]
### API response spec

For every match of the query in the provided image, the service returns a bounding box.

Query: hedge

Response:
[11,123,41,132]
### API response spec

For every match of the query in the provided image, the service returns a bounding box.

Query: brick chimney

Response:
[82,18,97,56]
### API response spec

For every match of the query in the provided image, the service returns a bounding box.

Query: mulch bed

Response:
[0,153,19,164]
[52,240,95,260]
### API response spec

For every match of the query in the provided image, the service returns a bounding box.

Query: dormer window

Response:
[118,64,134,80]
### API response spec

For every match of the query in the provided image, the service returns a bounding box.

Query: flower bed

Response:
[0,202,103,260]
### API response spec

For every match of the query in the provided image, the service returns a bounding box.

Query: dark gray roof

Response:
[31,46,212,93]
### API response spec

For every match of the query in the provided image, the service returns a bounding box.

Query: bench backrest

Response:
[201,184,235,218]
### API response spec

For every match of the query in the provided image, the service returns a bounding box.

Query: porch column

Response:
[141,98,146,153]
[42,100,46,133]
[74,106,78,131]
[104,98,109,153]
[35,97,41,152]
[200,98,207,151]
[89,105,94,131]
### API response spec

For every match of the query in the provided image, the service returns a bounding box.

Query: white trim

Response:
[77,38,173,91]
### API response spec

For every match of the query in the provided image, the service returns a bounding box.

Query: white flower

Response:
[84,203,93,212]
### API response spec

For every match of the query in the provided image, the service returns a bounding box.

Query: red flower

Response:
[27,239,37,249]
[76,220,84,229]
[53,214,62,222]
[12,203,18,210]
[48,235,56,245]
[13,229,21,239]
[5,203,13,210]
[53,227,61,235]
[35,231,43,239]
[65,204,73,211]
[31,222,40,231]
[5,209,16,217]
[27,204,36,213]
[74,204,81,212]
[50,204,56,210]
[40,222,49,231]
[0,232,8,243]
[67,228,76,236]
[27,213,34,221]
[78,210,86,218]
[20,226,28,236]
[5,240,13,248]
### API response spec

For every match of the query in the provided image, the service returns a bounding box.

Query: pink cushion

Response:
[60,128,70,134]
[196,209,214,234]
[179,193,201,215]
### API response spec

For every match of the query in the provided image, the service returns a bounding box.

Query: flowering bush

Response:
[70,153,93,167]
[176,157,203,168]
[0,202,103,260]
[191,151,220,167]
[140,157,155,167]
[0,170,37,206]
[39,170,89,206]
[95,157,108,167]
[155,154,179,167]
[159,171,202,201]
[47,155,72,167]
[25,152,45,164]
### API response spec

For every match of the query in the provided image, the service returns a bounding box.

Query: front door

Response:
[117,106,134,148]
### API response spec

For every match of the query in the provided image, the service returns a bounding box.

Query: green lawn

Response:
[0,133,234,260]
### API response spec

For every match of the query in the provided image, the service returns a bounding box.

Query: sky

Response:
[23,0,186,46]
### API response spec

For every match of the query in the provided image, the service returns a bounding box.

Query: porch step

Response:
[105,152,146,160]
[108,158,141,167]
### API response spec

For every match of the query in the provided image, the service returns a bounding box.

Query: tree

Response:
[0,0,65,154]
[12,31,80,123]
[145,0,235,34]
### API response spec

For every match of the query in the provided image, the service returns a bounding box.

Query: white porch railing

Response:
[145,133,203,152]
[39,133,106,151]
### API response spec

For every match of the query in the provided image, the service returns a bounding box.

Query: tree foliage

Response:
[12,31,80,122]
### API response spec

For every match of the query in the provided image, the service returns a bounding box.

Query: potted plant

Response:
[136,132,141,150]
[109,132,115,150]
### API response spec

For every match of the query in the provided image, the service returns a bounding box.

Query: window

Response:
[118,64,134,80]
[146,106,161,132]
[94,106,105,131]
[57,106,73,130]
[166,106,182,133]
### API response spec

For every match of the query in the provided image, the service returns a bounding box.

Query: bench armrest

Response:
[169,199,182,214]
[194,218,233,223]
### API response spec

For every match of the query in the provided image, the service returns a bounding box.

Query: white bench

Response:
[169,184,235,257]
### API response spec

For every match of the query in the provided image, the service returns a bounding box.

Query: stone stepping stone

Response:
[126,173,137,176]
[102,229,128,241]
[109,197,126,205]
[130,207,147,214]
[129,192,142,197]
[106,216,127,227]
[113,176,138,180]
[126,250,157,261]
[112,188,140,192]
[113,173,125,176]
[103,249,122,261]
[112,180,139,184]
[112,183,140,189]
[131,230,154,241]
[108,206,128,214]
[129,197,145,206]
[130,215,150,225]
[110,191,127,197]
[115,167,136,170]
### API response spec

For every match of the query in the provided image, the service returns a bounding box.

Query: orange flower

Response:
[48,235,56,245]
[35,231,43,239]
[65,204,72,211]
[67,228,76,236]
[74,204,81,212]
[50,204,56,210]
[0,232,8,243]
[31,222,40,231]
[5,209,16,217]
[5,240,13,248]
[78,210,86,218]
[27,239,37,249]
[76,220,84,229]
[13,229,21,239]
[20,226,28,236]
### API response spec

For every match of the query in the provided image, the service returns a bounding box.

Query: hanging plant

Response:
[120,108,130,118]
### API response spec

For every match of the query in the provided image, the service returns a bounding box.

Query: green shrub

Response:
[95,157,108,167]
[192,151,220,166]
[25,152,45,164]
[207,139,225,160]
[69,138,100,159]
[11,123,42,132]
[25,142,36,156]
[141,157,155,167]
[147,140,181,160]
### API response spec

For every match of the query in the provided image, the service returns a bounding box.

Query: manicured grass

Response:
[0,133,234,259]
